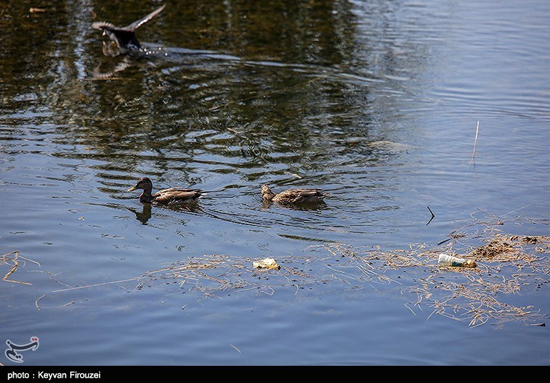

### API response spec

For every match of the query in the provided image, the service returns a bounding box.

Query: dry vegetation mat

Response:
[132,231,549,328]
[4,214,549,328]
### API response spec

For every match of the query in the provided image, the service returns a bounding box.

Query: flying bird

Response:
[92,4,166,55]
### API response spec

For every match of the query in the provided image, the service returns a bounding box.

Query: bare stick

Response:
[230,344,242,353]
[35,294,46,310]
[472,121,480,161]
[426,206,435,225]
[52,277,139,293]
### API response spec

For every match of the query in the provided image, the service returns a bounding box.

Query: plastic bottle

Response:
[438,253,477,268]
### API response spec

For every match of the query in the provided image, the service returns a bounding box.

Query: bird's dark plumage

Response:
[92,4,166,54]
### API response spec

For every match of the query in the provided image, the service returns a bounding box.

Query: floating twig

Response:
[426,205,435,225]
[52,277,140,293]
[472,121,480,161]
[35,295,46,311]
[230,344,242,353]
[2,250,38,285]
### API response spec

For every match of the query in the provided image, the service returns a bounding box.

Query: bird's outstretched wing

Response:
[123,4,166,31]
[91,21,116,31]
[92,4,165,53]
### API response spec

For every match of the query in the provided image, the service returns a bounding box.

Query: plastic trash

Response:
[253,258,280,270]
[438,253,477,268]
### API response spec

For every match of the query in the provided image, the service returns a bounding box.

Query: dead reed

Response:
[1,250,40,285]
[7,213,548,328]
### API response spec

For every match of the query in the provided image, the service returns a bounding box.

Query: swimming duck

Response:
[128,177,203,205]
[92,4,166,55]
[261,184,326,205]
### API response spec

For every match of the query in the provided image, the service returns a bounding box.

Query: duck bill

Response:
[128,186,138,192]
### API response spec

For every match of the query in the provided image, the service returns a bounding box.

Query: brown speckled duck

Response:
[92,4,166,55]
[261,183,326,205]
[128,177,203,206]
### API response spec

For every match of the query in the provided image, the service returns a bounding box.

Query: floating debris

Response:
[253,258,280,270]
[438,253,477,268]
[35,214,550,328]
[1,251,40,285]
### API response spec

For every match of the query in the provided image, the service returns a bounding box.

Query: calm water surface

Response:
[1,0,549,365]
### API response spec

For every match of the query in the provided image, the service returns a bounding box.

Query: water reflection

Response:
[1,0,404,180]
[261,199,328,211]
[128,202,152,225]
[3,0,550,365]
[0,0,434,241]
[92,55,133,79]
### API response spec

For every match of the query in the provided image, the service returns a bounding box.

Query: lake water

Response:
[1,0,549,366]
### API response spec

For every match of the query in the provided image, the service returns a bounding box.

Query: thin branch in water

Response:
[230,344,242,353]
[426,205,435,225]
[35,295,46,311]
[52,277,140,293]
[472,121,480,161]
[2,250,36,285]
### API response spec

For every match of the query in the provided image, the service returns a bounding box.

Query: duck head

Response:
[128,177,154,193]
